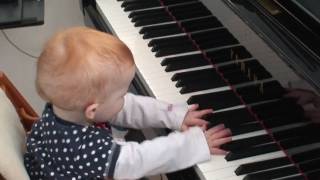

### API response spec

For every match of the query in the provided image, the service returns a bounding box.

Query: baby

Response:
[24,27,231,179]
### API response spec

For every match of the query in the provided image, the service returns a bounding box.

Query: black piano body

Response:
[80,0,320,179]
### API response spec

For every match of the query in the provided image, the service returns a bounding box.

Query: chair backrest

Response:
[0,72,38,180]
[0,72,38,131]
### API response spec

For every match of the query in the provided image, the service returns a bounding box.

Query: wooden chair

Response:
[0,71,38,180]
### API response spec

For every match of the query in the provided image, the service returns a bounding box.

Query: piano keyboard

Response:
[95,0,320,179]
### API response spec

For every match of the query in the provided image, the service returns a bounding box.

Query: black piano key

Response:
[217,60,255,72]
[265,124,310,142]
[224,73,251,85]
[263,116,304,129]
[129,8,166,20]
[141,16,223,39]
[220,60,272,80]
[192,28,234,42]
[206,46,252,64]
[172,68,217,82]
[225,143,279,161]
[121,0,135,7]
[260,106,305,124]
[235,156,290,175]
[135,15,173,27]
[162,0,198,6]
[173,60,271,93]
[168,1,204,11]
[187,90,242,110]
[222,133,272,151]
[150,35,192,46]
[181,16,223,32]
[243,165,299,180]
[179,80,227,93]
[151,38,193,52]
[276,159,320,180]
[140,23,182,39]
[173,69,227,93]
[237,80,285,104]
[179,69,271,94]
[180,80,227,94]
[276,123,319,139]
[225,121,263,136]
[123,1,161,11]
[191,29,239,50]
[252,98,304,120]
[148,35,190,47]
[155,43,197,57]
[205,108,256,127]
[174,10,212,21]
[299,158,320,172]
[199,37,239,50]
[306,169,320,180]
[166,166,201,180]
[161,53,210,72]
[272,124,312,140]
[151,38,197,56]
[236,147,320,176]
[169,2,212,20]
[292,147,320,163]
[162,48,252,72]
[161,46,252,71]
[279,175,305,180]
[280,136,320,149]
[223,70,259,85]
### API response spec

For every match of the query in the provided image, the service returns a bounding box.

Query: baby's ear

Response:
[84,103,99,120]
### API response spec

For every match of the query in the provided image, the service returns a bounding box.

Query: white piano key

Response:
[197,150,285,173]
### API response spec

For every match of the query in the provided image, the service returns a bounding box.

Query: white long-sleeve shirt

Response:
[111,93,211,179]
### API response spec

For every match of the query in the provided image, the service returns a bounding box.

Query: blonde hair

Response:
[36,27,134,110]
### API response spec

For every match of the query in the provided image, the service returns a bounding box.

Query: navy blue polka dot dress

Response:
[24,104,120,180]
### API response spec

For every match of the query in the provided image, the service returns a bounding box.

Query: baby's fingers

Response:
[195,109,213,118]
[211,147,228,155]
[206,124,225,135]
[188,118,208,126]
[210,128,232,139]
[211,137,232,147]
[188,104,199,111]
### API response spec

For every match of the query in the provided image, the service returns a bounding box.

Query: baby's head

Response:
[36,27,135,122]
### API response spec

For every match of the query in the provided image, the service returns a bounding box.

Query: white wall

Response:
[0,0,85,114]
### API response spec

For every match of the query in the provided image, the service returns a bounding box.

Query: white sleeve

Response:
[110,93,188,130]
[113,127,211,179]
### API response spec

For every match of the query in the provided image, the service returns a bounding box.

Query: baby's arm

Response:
[114,127,209,179]
[113,125,231,179]
[110,93,188,130]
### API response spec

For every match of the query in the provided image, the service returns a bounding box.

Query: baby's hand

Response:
[205,124,232,155]
[181,104,212,131]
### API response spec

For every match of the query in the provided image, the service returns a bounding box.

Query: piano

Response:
[81,0,320,179]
